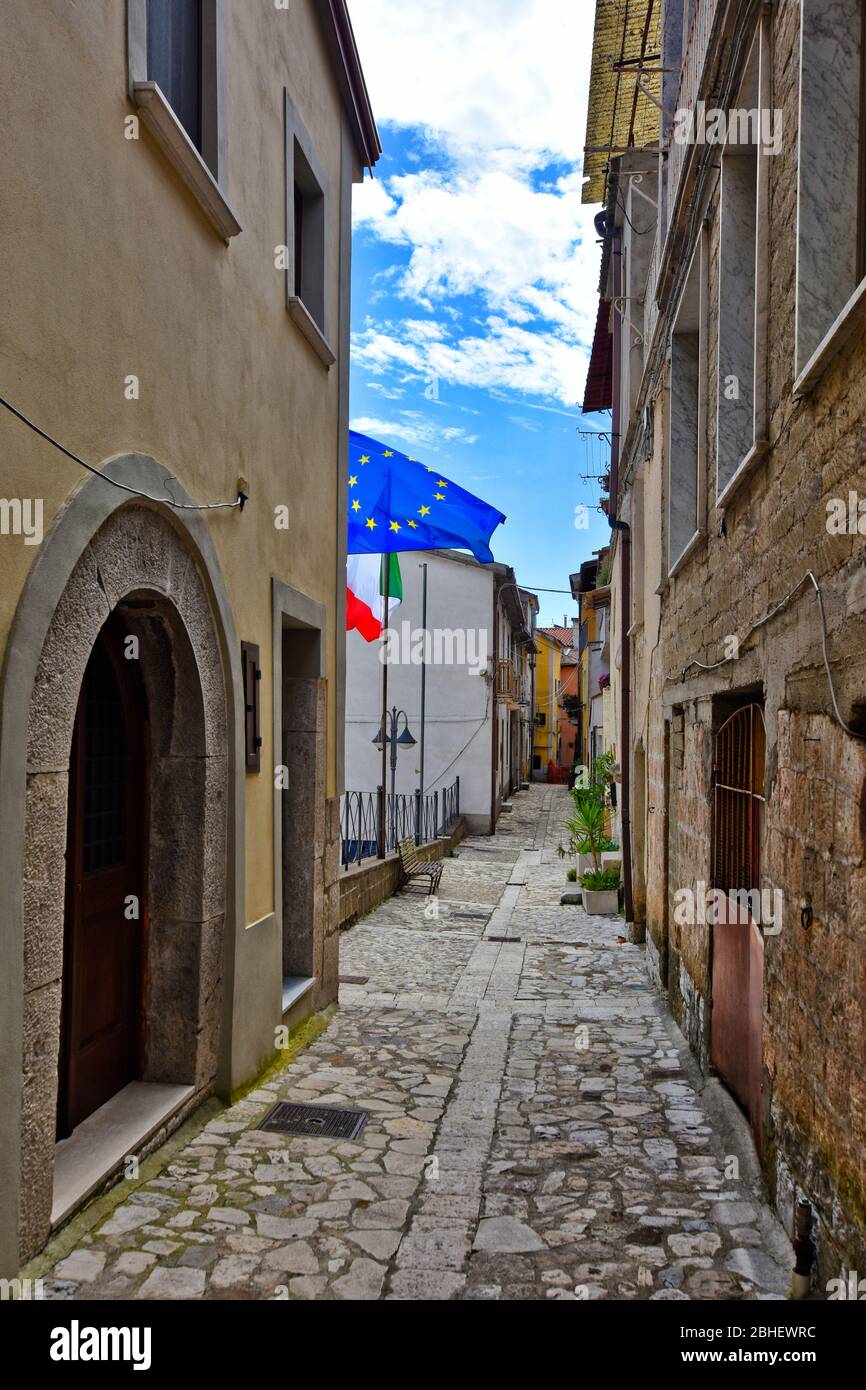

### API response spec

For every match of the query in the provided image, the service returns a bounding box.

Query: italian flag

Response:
[346,553,402,642]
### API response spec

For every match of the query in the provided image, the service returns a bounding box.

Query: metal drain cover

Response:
[258,1102,368,1141]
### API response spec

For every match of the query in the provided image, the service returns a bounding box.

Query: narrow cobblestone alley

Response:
[36,786,792,1302]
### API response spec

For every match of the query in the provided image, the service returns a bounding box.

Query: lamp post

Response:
[373,706,417,852]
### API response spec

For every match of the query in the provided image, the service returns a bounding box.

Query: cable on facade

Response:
[670,570,866,741]
[0,393,246,512]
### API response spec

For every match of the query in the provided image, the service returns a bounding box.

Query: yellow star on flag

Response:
[418,505,431,517]
[434,492,445,501]
[384,450,394,457]
[351,499,361,512]
[389,521,401,533]
[349,475,358,486]
[407,519,418,529]
[366,517,377,531]
[437,480,448,487]
[360,454,370,464]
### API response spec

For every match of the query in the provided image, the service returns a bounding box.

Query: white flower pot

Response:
[582,887,619,915]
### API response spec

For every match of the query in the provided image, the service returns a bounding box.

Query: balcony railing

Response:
[340,778,460,870]
[496,659,520,701]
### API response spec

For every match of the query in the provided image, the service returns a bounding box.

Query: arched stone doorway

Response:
[17,496,230,1260]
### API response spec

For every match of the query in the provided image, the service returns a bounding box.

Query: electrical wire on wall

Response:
[668,569,866,741]
[0,393,246,511]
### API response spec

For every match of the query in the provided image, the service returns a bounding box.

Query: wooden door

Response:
[57,621,148,1138]
[710,703,766,1153]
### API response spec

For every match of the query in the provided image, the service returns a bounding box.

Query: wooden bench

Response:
[397,838,443,896]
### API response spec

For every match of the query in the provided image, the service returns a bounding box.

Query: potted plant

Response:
[569,790,622,914]
[580,866,621,915]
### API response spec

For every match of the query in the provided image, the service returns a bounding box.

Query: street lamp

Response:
[372,706,416,851]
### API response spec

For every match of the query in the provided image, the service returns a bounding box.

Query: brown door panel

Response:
[58,623,147,1138]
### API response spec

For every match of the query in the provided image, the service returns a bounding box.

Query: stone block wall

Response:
[635,0,866,1276]
[764,712,866,1283]
[338,818,467,928]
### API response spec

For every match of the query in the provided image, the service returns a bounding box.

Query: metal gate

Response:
[710,703,766,1152]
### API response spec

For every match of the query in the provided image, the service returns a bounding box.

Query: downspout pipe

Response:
[607,225,635,926]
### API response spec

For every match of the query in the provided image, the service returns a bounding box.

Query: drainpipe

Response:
[608,226,635,927]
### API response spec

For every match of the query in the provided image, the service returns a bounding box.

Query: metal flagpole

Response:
[378,554,390,858]
[417,562,428,844]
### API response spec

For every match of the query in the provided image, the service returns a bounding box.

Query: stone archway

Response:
[20,501,228,1258]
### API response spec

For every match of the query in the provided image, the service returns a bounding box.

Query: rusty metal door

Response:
[710,704,766,1152]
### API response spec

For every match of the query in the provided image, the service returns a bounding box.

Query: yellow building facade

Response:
[0,0,379,1271]
[532,629,564,774]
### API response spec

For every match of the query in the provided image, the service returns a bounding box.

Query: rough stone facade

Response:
[604,0,866,1285]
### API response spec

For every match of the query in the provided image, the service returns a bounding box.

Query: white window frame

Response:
[127,0,240,241]
[794,0,866,395]
[714,17,771,506]
[668,229,708,576]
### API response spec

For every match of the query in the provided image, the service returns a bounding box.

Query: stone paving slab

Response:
[38,785,791,1302]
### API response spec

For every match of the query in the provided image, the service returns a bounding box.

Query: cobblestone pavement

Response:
[38,786,792,1301]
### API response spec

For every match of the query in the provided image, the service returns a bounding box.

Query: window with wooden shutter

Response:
[241,642,262,773]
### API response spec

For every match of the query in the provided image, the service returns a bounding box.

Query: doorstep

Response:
[52,1081,195,1228]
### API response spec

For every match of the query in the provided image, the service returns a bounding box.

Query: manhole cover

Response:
[258,1102,368,1141]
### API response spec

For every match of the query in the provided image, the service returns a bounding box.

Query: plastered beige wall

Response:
[0,0,351,926]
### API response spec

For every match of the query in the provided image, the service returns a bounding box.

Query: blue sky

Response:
[347,0,611,627]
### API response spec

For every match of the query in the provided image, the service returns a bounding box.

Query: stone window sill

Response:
[794,273,866,398]
[282,975,316,1015]
[668,526,706,581]
[716,438,769,512]
[288,295,336,367]
[133,81,241,242]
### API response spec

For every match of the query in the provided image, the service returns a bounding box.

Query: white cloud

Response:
[347,0,601,406]
[350,412,479,452]
[348,0,592,167]
[353,316,589,408]
[366,381,405,400]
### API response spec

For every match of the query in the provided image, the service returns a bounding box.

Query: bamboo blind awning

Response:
[582,0,661,205]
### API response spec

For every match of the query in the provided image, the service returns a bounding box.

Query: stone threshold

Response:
[52,1081,195,1228]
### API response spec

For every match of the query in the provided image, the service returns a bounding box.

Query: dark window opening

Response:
[292,139,326,330]
[147,0,202,151]
[294,184,304,300]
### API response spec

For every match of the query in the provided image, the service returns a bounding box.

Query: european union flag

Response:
[346,430,506,563]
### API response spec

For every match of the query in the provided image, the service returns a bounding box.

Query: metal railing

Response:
[340,777,460,870]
